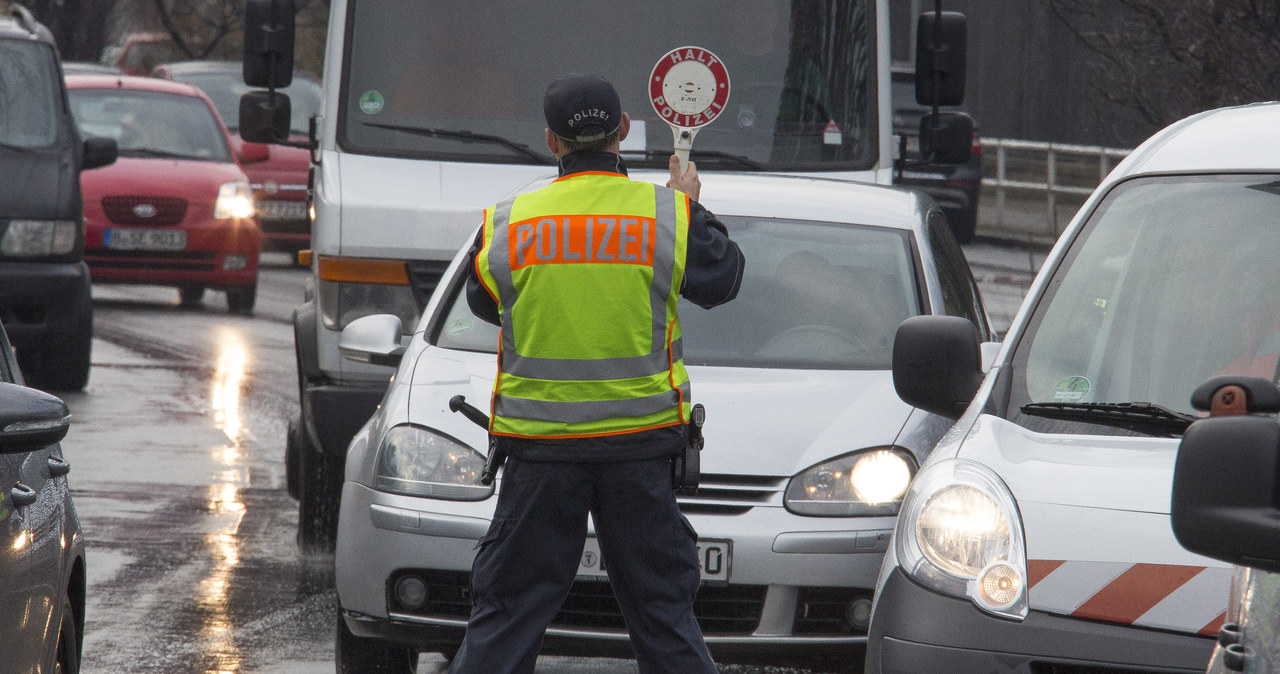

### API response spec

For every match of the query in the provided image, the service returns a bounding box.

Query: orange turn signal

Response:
[316,255,410,285]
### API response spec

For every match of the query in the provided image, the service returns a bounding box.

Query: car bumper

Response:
[336,480,895,667]
[0,261,91,346]
[84,218,260,288]
[866,567,1215,673]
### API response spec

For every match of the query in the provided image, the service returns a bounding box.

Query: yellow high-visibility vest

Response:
[475,171,692,439]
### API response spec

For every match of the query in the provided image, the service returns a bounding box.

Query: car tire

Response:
[335,605,418,674]
[55,593,81,674]
[20,283,92,392]
[285,416,305,500]
[227,281,257,316]
[296,443,342,551]
[179,286,205,307]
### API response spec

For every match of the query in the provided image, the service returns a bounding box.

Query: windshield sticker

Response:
[444,317,474,335]
[359,91,385,115]
[1051,376,1091,403]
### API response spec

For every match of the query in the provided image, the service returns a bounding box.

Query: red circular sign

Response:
[649,46,731,129]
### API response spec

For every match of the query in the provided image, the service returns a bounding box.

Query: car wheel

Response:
[226,282,257,316]
[178,286,205,307]
[54,594,81,674]
[21,284,92,392]
[285,416,306,500]
[296,443,342,551]
[335,605,418,674]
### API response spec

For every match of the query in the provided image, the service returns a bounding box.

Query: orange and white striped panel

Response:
[1028,559,1230,636]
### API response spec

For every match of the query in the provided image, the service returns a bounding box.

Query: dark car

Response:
[0,315,85,673]
[890,67,982,243]
[152,60,321,258]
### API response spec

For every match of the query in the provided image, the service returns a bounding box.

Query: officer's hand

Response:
[666,155,701,202]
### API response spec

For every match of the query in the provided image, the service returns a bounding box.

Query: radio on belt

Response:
[649,46,731,174]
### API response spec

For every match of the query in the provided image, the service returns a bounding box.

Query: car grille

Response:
[406,259,453,309]
[677,473,786,516]
[86,249,218,271]
[102,196,188,226]
[393,569,766,635]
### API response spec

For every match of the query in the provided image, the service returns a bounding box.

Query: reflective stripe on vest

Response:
[476,173,691,438]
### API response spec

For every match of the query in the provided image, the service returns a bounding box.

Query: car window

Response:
[926,209,991,338]
[67,89,232,162]
[175,70,322,135]
[432,216,923,370]
[0,39,61,148]
[1009,174,1280,428]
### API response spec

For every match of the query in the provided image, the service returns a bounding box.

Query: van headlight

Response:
[896,458,1028,619]
[2,220,76,256]
[214,182,255,219]
[374,424,493,501]
[784,447,916,516]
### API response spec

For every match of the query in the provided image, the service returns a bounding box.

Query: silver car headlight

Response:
[374,424,493,501]
[896,458,1028,620]
[2,219,76,256]
[784,447,916,516]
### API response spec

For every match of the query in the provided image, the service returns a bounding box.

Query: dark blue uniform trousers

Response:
[448,455,717,674]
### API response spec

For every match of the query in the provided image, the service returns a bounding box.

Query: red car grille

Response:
[102,196,188,226]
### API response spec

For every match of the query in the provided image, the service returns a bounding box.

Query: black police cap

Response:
[543,74,621,143]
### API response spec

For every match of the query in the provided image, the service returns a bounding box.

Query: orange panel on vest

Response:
[508,214,655,270]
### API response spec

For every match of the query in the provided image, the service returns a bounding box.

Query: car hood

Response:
[953,414,1231,636]
[81,156,247,201]
[406,346,915,477]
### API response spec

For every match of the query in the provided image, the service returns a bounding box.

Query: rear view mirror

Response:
[892,315,984,419]
[1172,377,1280,573]
[239,91,292,144]
[339,314,406,367]
[243,0,295,88]
[0,382,70,453]
[82,136,118,170]
[915,11,967,107]
[919,112,974,164]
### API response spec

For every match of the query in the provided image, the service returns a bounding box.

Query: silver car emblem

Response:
[133,203,157,218]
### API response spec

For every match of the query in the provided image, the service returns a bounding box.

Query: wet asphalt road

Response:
[58,245,1038,674]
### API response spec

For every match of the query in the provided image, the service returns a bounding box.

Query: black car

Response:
[0,313,85,673]
[890,67,982,243]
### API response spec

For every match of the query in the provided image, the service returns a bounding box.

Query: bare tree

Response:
[24,0,117,62]
[145,0,327,73]
[1049,0,1280,133]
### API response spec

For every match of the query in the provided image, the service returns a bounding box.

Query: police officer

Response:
[449,73,745,674]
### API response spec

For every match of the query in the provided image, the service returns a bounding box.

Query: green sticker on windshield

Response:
[359,90,385,115]
[1051,376,1090,403]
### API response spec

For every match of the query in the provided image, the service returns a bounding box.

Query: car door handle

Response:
[48,456,70,477]
[10,482,37,508]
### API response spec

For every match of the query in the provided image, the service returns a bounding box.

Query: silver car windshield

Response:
[340,0,876,171]
[0,39,60,149]
[432,216,921,370]
[1010,174,1280,428]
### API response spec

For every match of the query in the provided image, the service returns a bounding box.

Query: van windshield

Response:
[341,0,877,171]
[0,39,61,149]
[1008,175,1280,433]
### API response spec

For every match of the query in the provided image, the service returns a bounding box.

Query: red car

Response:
[151,60,320,258]
[65,74,262,314]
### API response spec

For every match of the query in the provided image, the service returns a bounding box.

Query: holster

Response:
[673,403,705,494]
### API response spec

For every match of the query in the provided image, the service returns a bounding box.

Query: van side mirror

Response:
[915,11,967,107]
[82,136,117,170]
[1172,377,1280,573]
[0,382,70,453]
[239,91,292,145]
[919,112,974,165]
[892,315,984,419]
[243,0,295,88]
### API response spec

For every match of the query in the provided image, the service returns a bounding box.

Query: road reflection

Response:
[201,330,250,673]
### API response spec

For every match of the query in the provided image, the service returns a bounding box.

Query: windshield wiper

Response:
[621,148,765,171]
[1019,401,1198,437]
[362,122,553,164]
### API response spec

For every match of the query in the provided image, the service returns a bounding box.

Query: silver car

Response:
[332,172,994,672]
[0,317,83,674]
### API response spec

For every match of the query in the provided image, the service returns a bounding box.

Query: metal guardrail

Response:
[980,138,1132,242]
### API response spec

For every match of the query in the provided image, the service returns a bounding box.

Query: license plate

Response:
[104,228,186,251]
[577,536,731,583]
[257,200,307,220]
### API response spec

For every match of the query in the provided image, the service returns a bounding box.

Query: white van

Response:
[865,102,1280,671]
